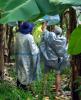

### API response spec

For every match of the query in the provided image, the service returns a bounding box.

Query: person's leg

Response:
[56,71,62,95]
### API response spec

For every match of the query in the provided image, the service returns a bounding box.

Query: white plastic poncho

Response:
[51,35,70,71]
[15,32,41,85]
[40,30,70,72]
[40,30,58,69]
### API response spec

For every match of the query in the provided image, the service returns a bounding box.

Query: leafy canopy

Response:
[0,0,81,23]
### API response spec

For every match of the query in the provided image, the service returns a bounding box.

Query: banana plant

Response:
[68,25,81,55]
[0,0,81,23]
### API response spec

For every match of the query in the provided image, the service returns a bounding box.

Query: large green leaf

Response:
[0,0,81,23]
[0,0,27,11]
[35,0,81,15]
[0,0,68,23]
[35,0,60,15]
[0,0,40,23]
[68,25,81,55]
[50,0,81,6]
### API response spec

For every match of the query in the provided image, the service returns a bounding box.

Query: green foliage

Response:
[31,70,56,100]
[0,0,40,23]
[8,65,16,80]
[61,67,71,75]
[68,25,81,55]
[0,60,56,100]
[74,76,81,99]
[50,0,81,6]
[0,81,33,100]
[74,76,81,84]
[0,0,81,23]
[0,0,27,11]
[0,0,81,12]
[0,59,71,100]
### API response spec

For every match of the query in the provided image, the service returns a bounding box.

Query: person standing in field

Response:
[40,22,70,95]
[15,22,41,90]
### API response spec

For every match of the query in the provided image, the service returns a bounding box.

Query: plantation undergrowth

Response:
[0,61,71,100]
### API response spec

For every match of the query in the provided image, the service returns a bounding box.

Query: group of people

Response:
[15,20,70,95]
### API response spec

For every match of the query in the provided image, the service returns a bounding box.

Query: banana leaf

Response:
[0,0,67,23]
[0,0,40,23]
[0,0,27,11]
[0,0,81,12]
[0,0,61,23]
[0,0,81,23]
[68,25,81,55]
[50,0,81,6]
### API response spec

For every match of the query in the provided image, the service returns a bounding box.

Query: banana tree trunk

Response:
[0,24,4,79]
[71,54,81,100]
[69,7,80,100]
[8,26,13,62]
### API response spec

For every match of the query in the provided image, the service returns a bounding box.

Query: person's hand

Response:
[41,22,47,32]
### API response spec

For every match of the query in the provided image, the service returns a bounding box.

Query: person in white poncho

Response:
[15,22,41,90]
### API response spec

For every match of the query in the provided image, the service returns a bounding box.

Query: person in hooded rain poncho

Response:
[52,25,70,95]
[40,22,58,95]
[40,22,70,95]
[15,22,41,90]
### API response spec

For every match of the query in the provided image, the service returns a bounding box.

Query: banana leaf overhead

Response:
[0,0,27,11]
[0,0,81,23]
[0,0,41,23]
